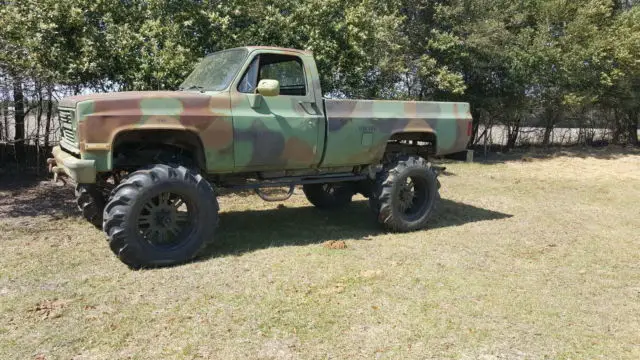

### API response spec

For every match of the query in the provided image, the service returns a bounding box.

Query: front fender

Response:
[74,92,234,173]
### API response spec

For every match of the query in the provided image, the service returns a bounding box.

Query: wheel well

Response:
[385,132,437,159]
[111,130,206,171]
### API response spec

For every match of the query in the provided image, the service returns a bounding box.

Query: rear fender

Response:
[380,130,438,160]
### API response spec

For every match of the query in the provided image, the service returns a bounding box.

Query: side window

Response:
[259,55,306,96]
[238,56,259,93]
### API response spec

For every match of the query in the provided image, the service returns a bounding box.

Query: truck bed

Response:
[321,99,472,167]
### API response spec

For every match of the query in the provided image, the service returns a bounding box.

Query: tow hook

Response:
[46,158,56,172]
[46,158,67,185]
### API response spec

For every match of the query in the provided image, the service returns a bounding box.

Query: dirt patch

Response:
[30,299,70,320]
[0,176,76,222]
[322,240,347,249]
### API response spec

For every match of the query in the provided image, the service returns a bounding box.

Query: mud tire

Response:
[369,155,440,232]
[302,183,354,210]
[102,164,218,269]
[75,184,105,228]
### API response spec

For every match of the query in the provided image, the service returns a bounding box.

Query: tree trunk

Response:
[44,85,53,149]
[35,84,42,144]
[506,129,519,149]
[627,110,639,146]
[542,107,553,146]
[506,117,521,150]
[467,106,481,148]
[542,125,553,146]
[611,108,625,144]
[0,99,3,142]
[13,78,25,164]
[542,104,562,146]
[35,84,43,173]
[2,84,8,140]
[542,110,555,146]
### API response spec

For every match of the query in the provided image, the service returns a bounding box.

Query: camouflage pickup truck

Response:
[48,46,472,268]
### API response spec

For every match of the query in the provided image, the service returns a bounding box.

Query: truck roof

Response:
[243,46,312,56]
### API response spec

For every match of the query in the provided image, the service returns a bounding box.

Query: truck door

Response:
[231,52,324,171]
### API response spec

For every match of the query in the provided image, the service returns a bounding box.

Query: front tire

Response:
[75,184,105,228]
[369,156,440,232]
[102,164,218,268]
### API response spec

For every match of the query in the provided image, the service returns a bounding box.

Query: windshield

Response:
[179,48,248,91]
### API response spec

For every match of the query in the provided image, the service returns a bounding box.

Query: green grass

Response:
[1,148,639,359]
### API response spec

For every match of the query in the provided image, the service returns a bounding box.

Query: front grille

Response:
[59,108,79,153]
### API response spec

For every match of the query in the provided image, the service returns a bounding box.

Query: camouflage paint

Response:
[229,50,325,170]
[322,99,472,166]
[60,91,234,172]
[55,46,471,181]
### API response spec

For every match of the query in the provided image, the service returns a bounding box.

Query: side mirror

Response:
[256,79,280,97]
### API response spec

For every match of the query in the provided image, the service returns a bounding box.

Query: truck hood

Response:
[59,90,220,109]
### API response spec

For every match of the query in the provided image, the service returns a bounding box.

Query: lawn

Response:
[1,147,639,360]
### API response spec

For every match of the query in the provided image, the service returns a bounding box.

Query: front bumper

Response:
[47,146,96,184]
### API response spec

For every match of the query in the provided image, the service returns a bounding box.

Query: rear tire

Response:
[369,155,440,232]
[75,184,105,229]
[102,164,218,268]
[302,183,354,210]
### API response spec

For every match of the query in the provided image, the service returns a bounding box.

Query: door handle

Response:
[298,101,319,115]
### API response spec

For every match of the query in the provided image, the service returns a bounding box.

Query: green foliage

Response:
[0,0,638,147]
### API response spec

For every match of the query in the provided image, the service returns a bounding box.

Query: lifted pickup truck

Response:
[48,46,472,268]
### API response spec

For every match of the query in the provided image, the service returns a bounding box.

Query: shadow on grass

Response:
[0,174,513,264]
[0,174,77,220]
[0,173,48,191]
[198,199,512,259]
[463,145,639,165]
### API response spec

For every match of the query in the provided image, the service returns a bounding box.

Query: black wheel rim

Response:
[136,192,194,248]
[397,175,429,220]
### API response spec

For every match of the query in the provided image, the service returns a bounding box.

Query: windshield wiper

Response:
[179,85,206,92]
